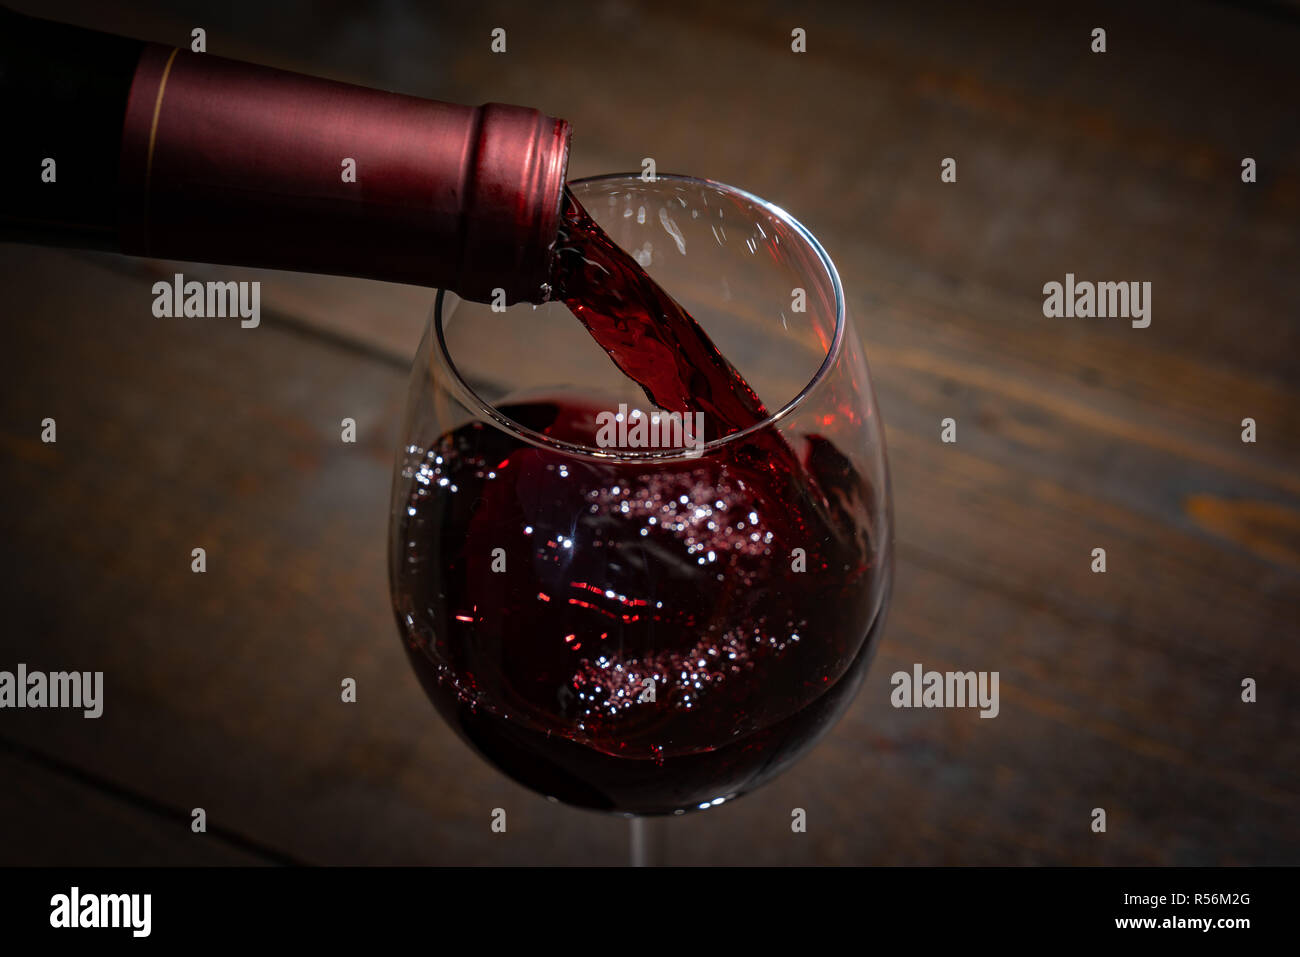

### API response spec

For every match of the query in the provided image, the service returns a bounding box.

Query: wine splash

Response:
[552,188,769,441]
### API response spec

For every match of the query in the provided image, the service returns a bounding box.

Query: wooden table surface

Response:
[1,0,1296,865]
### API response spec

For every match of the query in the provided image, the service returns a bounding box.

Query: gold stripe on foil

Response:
[145,48,180,191]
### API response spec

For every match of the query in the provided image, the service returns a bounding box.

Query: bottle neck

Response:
[0,8,571,304]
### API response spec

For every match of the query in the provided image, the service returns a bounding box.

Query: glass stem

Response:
[628,816,661,866]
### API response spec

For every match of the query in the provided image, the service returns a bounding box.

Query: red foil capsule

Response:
[118,44,571,304]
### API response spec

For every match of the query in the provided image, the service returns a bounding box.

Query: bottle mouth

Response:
[433,172,847,464]
[535,118,573,303]
[458,106,572,304]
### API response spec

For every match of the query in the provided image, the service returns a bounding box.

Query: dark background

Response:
[0,0,1296,865]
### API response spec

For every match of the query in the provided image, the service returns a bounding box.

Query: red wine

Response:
[550,188,840,532]
[391,189,886,814]
[551,189,769,441]
[393,398,886,813]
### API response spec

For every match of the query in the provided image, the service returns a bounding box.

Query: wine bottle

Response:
[0,7,571,304]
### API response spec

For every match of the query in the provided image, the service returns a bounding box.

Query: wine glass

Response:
[388,174,892,862]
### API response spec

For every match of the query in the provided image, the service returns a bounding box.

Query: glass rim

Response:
[433,172,846,463]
